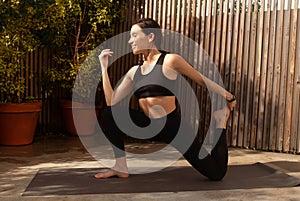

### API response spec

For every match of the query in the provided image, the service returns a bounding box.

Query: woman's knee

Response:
[208,168,227,181]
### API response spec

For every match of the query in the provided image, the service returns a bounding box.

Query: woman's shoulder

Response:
[129,65,140,73]
[126,65,140,80]
[165,52,183,60]
[164,53,184,66]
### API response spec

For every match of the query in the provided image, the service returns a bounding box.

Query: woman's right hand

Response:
[99,49,113,72]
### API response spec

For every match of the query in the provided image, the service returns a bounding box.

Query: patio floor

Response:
[1,135,300,201]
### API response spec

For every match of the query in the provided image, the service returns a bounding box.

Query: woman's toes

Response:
[94,169,129,179]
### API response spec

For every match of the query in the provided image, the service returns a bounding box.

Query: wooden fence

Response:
[112,0,300,153]
[9,0,300,153]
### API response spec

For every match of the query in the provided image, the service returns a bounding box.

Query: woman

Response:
[95,18,236,181]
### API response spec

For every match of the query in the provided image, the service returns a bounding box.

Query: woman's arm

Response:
[166,54,236,109]
[99,49,137,106]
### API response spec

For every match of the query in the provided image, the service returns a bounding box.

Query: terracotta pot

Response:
[0,102,42,146]
[60,100,101,136]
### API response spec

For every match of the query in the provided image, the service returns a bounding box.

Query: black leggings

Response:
[100,106,228,181]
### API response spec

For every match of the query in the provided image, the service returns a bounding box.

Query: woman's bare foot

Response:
[94,157,129,179]
[94,168,129,179]
[213,106,231,129]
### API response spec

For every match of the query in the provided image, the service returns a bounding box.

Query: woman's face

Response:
[128,24,151,55]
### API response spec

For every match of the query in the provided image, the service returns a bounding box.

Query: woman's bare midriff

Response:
[138,96,176,119]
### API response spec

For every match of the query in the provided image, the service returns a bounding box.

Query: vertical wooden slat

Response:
[224,0,233,90]
[224,0,233,91]
[157,0,163,25]
[148,0,153,19]
[170,0,176,31]
[144,0,149,18]
[244,1,256,148]
[176,0,181,34]
[35,48,39,98]
[37,47,43,133]
[188,0,198,127]
[217,0,228,126]
[236,0,247,148]
[190,0,197,41]
[270,0,284,151]
[209,0,217,60]
[196,0,206,135]
[264,0,277,151]
[259,0,271,151]
[180,0,187,48]
[182,0,193,121]
[185,0,192,38]
[277,0,291,152]
[281,0,294,152]
[214,0,223,71]
[38,47,43,99]
[272,0,283,151]
[245,0,257,149]
[202,0,212,134]
[254,0,265,150]
[204,0,212,53]
[199,0,206,50]
[297,91,300,153]
[43,47,50,133]
[249,0,263,149]
[220,0,229,82]
[229,0,240,146]
[213,0,224,118]
[292,6,300,153]
[153,0,158,20]
[264,0,278,150]
[161,0,168,29]
[207,0,217,139]
[284,0,298,152]
[25,51,30,98]
[29,51,34,98]
[242,0,252,148]
[223,0,234,142]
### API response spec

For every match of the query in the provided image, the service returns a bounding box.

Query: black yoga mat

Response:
[23,163,300,196]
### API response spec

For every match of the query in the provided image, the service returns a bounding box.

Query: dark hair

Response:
[134,18,162,48]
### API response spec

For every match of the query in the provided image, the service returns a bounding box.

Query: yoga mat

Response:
[23,163,300,196]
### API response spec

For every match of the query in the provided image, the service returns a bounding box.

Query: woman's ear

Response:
[148,33,155,42]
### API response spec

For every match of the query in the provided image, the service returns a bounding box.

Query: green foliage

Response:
[42,0,126,103]
[0,0,125,103]
[0,0,42,103]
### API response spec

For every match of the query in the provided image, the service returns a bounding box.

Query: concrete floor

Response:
[1,135,300,201]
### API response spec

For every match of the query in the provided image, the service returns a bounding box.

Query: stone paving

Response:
[1,135,300,201]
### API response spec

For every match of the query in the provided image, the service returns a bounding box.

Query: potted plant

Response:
[0,1,43,145]
[43,0,125,135]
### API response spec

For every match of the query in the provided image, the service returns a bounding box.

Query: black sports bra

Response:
[133,53,178,99]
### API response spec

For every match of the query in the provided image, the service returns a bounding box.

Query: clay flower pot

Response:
[60,100,101,136]
[0,102,42,145]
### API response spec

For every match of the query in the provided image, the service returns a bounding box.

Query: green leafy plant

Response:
[0,0,43,103]
[43,0,125,103]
